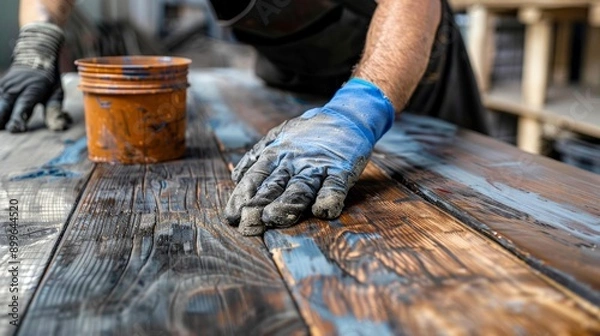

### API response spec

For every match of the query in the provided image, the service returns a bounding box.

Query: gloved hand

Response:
[0,22,72,133]
[225,78,395,235]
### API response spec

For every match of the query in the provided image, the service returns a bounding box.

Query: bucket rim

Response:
[78,83,190,95]
[75,56,192,69]
[78,72,189,81]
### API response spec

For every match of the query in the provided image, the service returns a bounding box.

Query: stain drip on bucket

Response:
[75,56,191,164]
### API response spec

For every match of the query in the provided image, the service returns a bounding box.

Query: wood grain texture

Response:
[0,74,94,336]
[373,117,600,306]
[194,69,600,335]
[192,71,600,302]
[19,82,306,335]
[195,69,600,307]
[268,164,600,335]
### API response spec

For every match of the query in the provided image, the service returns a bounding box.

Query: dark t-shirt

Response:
[209,0,489,134]
[209,0,374,93]
[210,0,251,21]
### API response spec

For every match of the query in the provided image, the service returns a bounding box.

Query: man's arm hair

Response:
[353,0,441,111]
[20,0,76,26]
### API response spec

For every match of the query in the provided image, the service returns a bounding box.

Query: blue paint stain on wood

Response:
[46,138,88,166]
[190,76,261,150]
[372,113,600,305]
[211,121,258,150]
[268,234,340,280]
[375,118,600,245]
[309,280,395,336]
[10,137,88,181]
[265,231,394,335]
[10,168,78,181]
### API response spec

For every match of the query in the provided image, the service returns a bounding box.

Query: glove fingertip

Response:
[45,105,72,132]
[239,223,265,236]
[312,193,345,220]
[238,206,266,236]
[6,119,28,133]
[262,203,301,228]
[224,196,243,226]
[224,207,241,227]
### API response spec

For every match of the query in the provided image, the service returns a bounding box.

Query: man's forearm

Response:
[20,0,75,26]
[353,0,441,111]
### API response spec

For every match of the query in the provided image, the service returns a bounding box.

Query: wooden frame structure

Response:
[451,0,600,153]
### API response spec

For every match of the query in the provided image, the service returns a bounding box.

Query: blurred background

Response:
[0,0,256,72]
[0,0,598,173]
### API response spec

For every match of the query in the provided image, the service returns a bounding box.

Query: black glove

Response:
[0,22,72,133]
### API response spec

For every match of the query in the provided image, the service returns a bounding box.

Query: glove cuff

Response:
[321,78,395,144]
[12,22,65,81]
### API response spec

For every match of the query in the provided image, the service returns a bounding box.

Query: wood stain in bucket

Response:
[75,56,191,164]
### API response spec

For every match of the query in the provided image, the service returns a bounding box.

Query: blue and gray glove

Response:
[0,22,71,133]
[225,78,395,235]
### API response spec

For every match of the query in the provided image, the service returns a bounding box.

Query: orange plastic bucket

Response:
[75,56,191,164]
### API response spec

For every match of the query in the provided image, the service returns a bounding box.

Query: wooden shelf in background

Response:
[454,0,600,152]
[450,0,596,11]
[484,82,600,139]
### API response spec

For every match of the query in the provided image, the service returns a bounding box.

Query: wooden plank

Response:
[19,77,306,335]
[373,116,600,305]
[268,164,600,335]
[0,74,94,335]
[194,69,600,334]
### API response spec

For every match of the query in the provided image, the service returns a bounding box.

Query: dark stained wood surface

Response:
[268,164,600,335]
[372,117,600,305]
[192,71,600,305]
[18,83,306,335]
[0,74,94,336]
[193,69,600,305]
[193,69,600,334]
[3,69,599,335]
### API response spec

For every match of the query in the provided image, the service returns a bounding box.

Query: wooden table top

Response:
[1,69,599,335]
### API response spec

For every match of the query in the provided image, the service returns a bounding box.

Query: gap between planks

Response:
[18,80,307,335]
